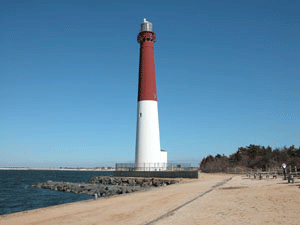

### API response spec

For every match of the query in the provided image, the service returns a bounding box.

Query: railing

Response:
[115,163,196,172]
[222,167,282,175]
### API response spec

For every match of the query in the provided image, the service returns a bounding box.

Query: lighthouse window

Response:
[140,113,142,117]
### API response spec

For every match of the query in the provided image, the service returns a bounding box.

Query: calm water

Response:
[0,170,113,215]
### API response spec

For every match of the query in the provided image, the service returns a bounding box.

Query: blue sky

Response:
[1,0,299,168]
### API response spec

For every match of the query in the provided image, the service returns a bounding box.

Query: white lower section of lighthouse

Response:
[135,101,167,171]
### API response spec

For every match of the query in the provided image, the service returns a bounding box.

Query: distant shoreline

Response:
[0,168,115,171]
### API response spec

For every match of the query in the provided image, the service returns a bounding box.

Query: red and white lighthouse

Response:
[135,19,167,171]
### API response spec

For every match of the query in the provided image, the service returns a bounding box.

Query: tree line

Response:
[200,145,300,172]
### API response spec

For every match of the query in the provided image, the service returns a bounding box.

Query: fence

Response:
[115,163,196,172]
[223,167,282,175]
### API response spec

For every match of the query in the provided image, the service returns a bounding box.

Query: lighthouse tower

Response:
[135,19,167,171]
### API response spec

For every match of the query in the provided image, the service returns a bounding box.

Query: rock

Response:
[32,177,181,198]
[128,179,135,185]
[135,179,143,185]
[170,180,178,184]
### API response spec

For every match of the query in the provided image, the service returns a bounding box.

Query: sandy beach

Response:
[1,173,299,225]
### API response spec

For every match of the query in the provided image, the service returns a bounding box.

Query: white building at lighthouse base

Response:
[135,100,167,171]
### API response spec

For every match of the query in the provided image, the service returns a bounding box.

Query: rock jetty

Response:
[89,176,180,187]
[32,176,180,197]
[32,181,142,197]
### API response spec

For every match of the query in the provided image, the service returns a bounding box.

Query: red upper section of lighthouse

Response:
[137,31,158,101]
[137,31,156,43]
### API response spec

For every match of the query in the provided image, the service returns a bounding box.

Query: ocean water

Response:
[0,170,113,215]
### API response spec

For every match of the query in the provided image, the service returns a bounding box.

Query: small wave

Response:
[9,202,23,209]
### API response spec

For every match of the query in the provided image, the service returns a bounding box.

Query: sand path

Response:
[1,173,299,225]
[155,175,300,225]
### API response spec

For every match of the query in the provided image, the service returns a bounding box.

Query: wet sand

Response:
[1,173,299,225]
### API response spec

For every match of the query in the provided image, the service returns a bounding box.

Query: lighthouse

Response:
[135,19,167,171]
